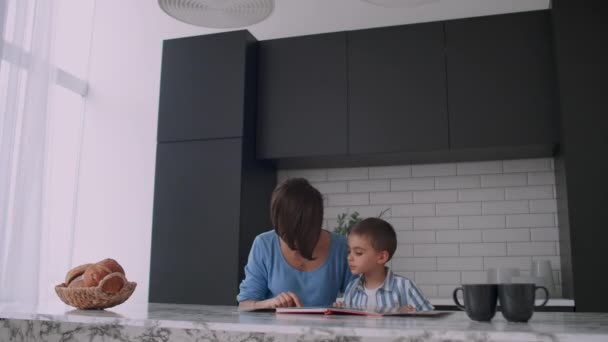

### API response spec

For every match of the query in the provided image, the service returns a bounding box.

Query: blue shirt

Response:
[342,268,434,311]
[237,230,354,306]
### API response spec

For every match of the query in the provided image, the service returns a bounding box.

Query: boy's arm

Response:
[339,279,356,307]
[402,279,434,311]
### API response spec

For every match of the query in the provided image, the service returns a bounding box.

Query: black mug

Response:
[453,284,498,322]
[498,283,549,322]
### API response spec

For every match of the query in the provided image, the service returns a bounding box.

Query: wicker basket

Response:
[55,273,136,310]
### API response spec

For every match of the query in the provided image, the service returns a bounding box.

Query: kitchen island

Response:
[1,301,606,342]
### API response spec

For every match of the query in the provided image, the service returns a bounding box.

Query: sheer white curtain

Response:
[0,0,90,304]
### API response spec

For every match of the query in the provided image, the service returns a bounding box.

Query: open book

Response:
[275,306,448,317]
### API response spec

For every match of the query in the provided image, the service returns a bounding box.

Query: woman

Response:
[238,178,353,309]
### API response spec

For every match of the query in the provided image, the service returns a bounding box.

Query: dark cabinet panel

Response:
[157,31,249,142]
[150,139,242,305]
[348,23,449,155]
[446,11,558,149]
[552,0,608,312]
[257,32,348,158]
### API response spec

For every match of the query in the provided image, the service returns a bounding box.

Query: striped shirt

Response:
[342,268,434,311]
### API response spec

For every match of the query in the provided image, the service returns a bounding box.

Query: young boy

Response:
[341,218,434,311]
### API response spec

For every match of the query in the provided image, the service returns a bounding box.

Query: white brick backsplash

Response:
[282,157,563,296]
[503,158,552,173]
[348,180,390,193]
[417,285,438,297]
[528,172,556,185]
[532,256,561,270]
[481,173,527,187]
[414,244,459,257]
[310,181,347,194]
[461,271,486,284]
[347,205,390,218]
[391,177,435,191]
[397,230,436,244]
[324,206,349,220]
[507,242,556,256]
[370,192,413,205]
[415,271,460,285]
[392,203,435,217]
[414,217,459,230]
[435,176,480,189]
[507,213,555,228]
[530,199,557,213]
[412,163,457,177]
[369,165,412,179]
[459,215,505,229]
[277,170,290,183]
[484,256,532,270]
[438,285,460,297]
[287,169,327,181]
[531,227,560,241]
[413,190,458,203]
[459,188,505,201]
[436,202,481,216]
[482,200,529,215]
[394,244,414,258]
[436,230,482,243]
[392,257,437,271]
[327,193,368,206]
[482,228,530,242]
[457,161,502,175]
[385,217,413,230]
[506,185,554,200]
[437,257,483,271]
[460,243,506,256]
[327,167,368,181]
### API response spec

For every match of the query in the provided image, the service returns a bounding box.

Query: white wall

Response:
[73,0,551,304]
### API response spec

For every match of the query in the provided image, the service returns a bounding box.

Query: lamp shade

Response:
[158,0,274,28]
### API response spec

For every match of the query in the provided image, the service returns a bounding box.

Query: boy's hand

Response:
[398,305,416,313]
[332,301,345,308]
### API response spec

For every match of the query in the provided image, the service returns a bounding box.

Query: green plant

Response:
[333,208,390,236]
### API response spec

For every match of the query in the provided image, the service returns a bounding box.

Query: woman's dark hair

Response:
[271,178,323,260]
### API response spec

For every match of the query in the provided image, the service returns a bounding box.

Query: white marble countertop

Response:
[0,301,605,342]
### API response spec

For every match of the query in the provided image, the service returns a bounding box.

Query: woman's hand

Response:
[256,291,303,308]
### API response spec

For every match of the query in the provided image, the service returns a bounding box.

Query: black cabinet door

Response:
[157,31,248,142]
[257,32,348,158]
[150,139,242,305]
[348,23,448,155]
[446,11,558,149]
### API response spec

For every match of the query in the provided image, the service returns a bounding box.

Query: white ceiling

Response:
[159,0,552,41]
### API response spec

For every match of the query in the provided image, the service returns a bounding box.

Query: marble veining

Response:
[1,302,607,342]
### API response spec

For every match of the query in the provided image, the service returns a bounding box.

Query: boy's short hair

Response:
[271,178,323,260]
[349,217,397,260]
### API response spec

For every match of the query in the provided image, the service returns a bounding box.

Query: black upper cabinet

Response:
[348,23,449,155]
[257,32,348,159]
[446,11,558,150]
[157,31,252,142]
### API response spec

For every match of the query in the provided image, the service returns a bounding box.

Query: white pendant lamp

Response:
[158,0,275,28]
